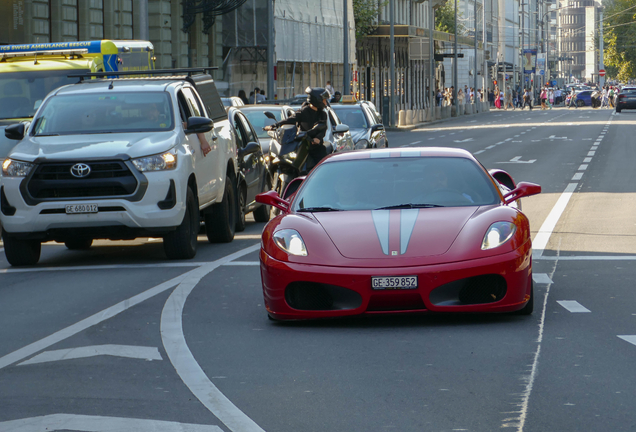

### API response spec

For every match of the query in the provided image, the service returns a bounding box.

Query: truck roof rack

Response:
[68,68,218,81]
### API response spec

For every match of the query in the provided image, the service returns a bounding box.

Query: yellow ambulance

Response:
[0,40,155,157]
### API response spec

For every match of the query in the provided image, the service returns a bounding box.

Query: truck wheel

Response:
[253,176,272,223]
[3,233,41,266]
[236,185,247,232]
[65,238,93,250]
[163,187,198,259]
[205,176,236,243]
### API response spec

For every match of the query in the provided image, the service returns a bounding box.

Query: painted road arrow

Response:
[453,138,473,143]
[497,156,536,164]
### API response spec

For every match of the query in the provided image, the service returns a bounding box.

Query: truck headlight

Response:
[132,150,177,172]
[2,159,34,177]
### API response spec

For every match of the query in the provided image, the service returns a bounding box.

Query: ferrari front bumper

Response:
[260,242,532,320]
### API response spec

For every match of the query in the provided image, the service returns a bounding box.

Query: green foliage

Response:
[353,0,386,40]
[603,0,636,81]
[435,0,464,34]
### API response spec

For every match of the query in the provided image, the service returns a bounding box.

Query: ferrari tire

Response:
[64,238,93,250]
[205,176,236,243]
[513,281,534,315]
[236,184,247,232]
[163,187,199,260]
[3,232,41,266]
[253,176,272,223]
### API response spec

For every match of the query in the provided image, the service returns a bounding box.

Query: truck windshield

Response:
[0,70,87,120]
[31,92,175,136]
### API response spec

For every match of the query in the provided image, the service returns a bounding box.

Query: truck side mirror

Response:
[5,124,26,141]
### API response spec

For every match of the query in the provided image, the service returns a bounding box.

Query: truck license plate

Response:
[371,276,418,290]
[65,204,98,214]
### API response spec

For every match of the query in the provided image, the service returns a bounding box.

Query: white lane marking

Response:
[532,183,578,259]
[504,138,512,141]
[583,157,592,163]
[0,262,207,274]
[496,141,505,144]
[19,345,162,365]
[591,146,598,150]
[223,261,260,266]
[486,145,496,149]
[588,151,596,156]
[548,135,567,140]
[411,141,421,145]
[497,156,536,164]
[572,173,583,181]
[536,255,636,261]
[0,244,259,371]
[578,164,588,171]
[533,273,553,284]
[618,335,636,347]
[453,138,473,143]
[428,137,435,140]
[161,245,265,432]
[520,132,526,134]
[582,138,592,140]
[0,414,222,431]
[557,301,591,313]
[474,150,485,154]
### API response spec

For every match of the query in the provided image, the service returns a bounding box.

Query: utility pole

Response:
[267,0,275,100]
[521,1,525,89]
[474,0,478,97]
[390,0,395,126]
[599,8,604,87]
[453,0,458,106]
[429,0,435,113]
[343,0,350,95]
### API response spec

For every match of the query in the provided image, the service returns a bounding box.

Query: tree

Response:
[603,0,636,81]
[435,0,464,34]
[353,0,386,40]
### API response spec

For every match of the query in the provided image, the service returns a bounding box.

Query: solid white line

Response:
[578,164,588,171]
[161,244,265,432]
[223,261,260,266]
[0,414,222,432]
[583,157,592,163]
[535,255,636,261]
[557,301,591,313]
[533,273,553,284]
[0,262,207,274]
[19,345,162,365]
[572,173,583,181]
[618,335,636,347]
[532,183,578,258]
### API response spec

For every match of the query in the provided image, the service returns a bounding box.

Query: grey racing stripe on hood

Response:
[371,210,390,255]
[400,209,419,254]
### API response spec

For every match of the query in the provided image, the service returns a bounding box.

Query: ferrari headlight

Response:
[355,139,369,150]
[273,229,307,256]
[481,222,516,250]
[132,150,177,172]
[2,159,34,177]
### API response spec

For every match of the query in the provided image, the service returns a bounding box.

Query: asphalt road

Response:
[1,105,635,432]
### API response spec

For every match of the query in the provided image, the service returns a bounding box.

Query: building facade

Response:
[557,0,600,82]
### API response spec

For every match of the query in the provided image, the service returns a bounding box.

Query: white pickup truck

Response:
[0,69,239,266]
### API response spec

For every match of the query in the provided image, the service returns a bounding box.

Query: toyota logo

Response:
[70,163,91,178]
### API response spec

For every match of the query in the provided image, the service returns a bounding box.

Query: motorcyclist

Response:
[264,87,329,171]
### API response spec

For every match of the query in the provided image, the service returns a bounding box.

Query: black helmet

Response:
[305,86,329,109]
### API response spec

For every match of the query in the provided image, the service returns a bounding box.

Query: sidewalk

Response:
[386,102,492,132]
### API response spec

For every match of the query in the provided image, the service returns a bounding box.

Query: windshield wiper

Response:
[375,203,445,210]
[297,206,343,212]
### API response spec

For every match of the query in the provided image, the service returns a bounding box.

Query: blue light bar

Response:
[0,41,102,55]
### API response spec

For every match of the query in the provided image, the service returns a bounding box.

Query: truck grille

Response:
[27,161,138,200]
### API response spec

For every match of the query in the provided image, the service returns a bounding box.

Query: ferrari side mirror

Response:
[256,190,289,213]
[504,182,541,205]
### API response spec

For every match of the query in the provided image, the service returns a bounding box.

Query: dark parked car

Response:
[331,101,388,149]
[228,106,272,229]
[616,87,636,112]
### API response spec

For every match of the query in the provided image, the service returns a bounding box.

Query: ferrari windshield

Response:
[31,92,174,136]
[293,157,500,211]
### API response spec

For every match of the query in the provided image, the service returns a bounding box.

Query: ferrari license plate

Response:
[65,204,98,214]
[372,276,418,290]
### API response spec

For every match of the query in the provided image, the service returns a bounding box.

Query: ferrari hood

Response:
[314,207,478,259]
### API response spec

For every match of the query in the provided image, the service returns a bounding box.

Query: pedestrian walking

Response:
[504,86,514,110]
[523,88,533,110]
[540,87,547,110]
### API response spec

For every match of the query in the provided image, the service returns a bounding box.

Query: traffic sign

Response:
[599,69,606,77]
[539,70,544,76]
[551,80,557,86]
